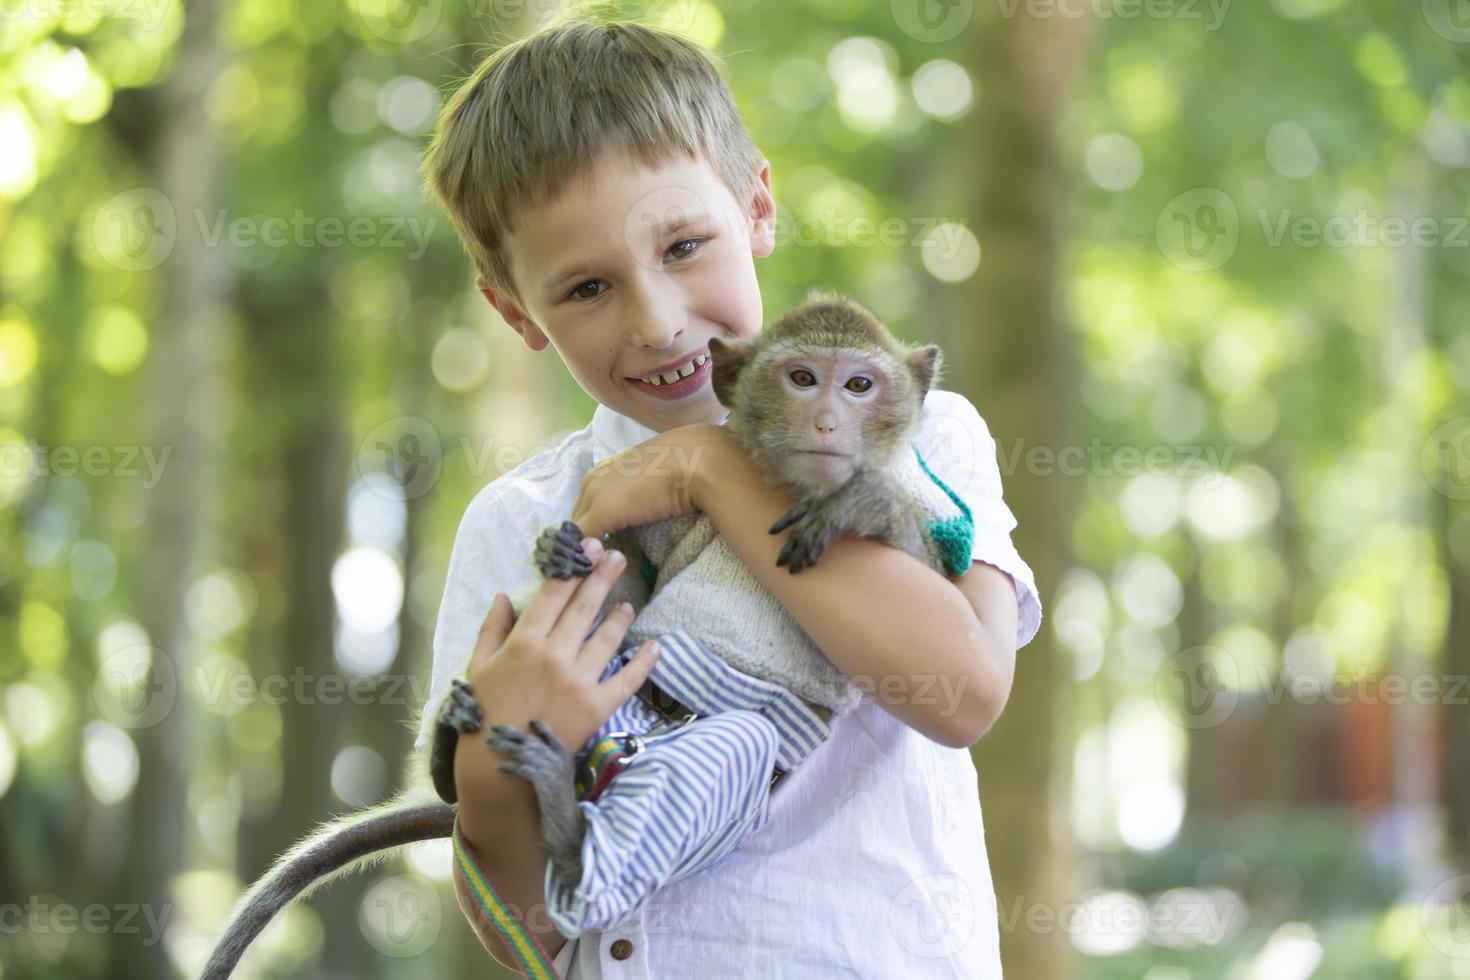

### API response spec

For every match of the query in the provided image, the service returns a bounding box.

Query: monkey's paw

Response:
[441,679,484,732]
[535,520,594,580]
[429,680,483,804]
[774,507,836,574]
[486,721,586,884]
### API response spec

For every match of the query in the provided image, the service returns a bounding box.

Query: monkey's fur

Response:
[201,293,966,976]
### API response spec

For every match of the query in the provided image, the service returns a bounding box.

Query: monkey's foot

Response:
[430,680,484,804]
[487,721,587,883]
[535,520,594,580]
[771,503,836,574]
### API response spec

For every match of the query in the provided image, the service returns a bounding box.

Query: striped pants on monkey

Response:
[543,629,832,938]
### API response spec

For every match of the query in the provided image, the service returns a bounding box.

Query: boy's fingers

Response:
[548,547,626,649]
[467,592,515,674]
[597,640,661,714]
[576,601,636,669]
[516,538,602,636]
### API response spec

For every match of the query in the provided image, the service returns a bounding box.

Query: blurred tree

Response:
[965,2,1091,978]
[105,0,231,976]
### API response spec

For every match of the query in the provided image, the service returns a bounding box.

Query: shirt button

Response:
[610,938,634,960]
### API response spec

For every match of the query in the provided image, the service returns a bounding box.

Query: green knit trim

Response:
[640,553,659,591]
[913,447,974,578]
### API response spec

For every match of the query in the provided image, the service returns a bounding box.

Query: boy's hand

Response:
[453,537,660,827]
[570,423,727,539]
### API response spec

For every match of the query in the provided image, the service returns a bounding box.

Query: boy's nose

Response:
[624,279,687,349]
[627,313,684,350]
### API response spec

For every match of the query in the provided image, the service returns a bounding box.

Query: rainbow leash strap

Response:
[451,818,561,980]
[574,732,641,803]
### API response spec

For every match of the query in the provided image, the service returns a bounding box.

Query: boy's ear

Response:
[477,275,551,352]
[746,158,776,259]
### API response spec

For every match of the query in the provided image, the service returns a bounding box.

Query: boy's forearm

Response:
[454,769,567,969]
[692,433,1006,747]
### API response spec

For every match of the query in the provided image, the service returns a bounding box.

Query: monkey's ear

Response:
[908,345,942,401]
[708,337,753,408]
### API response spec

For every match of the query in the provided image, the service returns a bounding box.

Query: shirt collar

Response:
[588,403,658,465]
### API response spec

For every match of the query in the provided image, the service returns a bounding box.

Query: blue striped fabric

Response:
[543,630,834,937]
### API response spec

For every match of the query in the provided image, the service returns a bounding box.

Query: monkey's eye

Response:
[790,369,816,387]
[846,377,873,393]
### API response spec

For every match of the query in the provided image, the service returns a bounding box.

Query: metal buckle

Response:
[605,729,645,757]
[643,710,699,740]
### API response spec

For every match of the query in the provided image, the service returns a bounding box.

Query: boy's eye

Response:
[568,280,606,302]
[666,238,704,261]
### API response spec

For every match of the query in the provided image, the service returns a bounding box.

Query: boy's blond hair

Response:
[422,18,763,306]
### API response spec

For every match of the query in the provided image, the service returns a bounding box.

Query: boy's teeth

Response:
[642,352,707,385]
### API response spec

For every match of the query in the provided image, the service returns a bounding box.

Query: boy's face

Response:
[479,148,776,434]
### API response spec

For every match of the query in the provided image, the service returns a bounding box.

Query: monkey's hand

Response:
[429,679,484,804]
[771,497,841,574]
[487,720,587,885]
[535,520,595,579]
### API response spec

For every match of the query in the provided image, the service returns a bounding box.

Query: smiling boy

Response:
[418,18,1042,978]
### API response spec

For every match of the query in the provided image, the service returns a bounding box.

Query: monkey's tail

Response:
[199,791,454,980]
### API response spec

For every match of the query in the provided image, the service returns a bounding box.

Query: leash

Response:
[452,818,563,980]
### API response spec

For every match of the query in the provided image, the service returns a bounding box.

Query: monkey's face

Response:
[768,352,887,491]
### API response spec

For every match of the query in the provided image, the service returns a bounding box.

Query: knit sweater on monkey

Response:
[619,444,975,717]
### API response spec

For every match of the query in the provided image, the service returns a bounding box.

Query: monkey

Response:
[200,291,976,977]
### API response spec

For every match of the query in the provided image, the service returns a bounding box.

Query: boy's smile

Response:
[479,148,776,433]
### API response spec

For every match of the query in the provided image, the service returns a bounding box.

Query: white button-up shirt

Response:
[418,391,1043,978]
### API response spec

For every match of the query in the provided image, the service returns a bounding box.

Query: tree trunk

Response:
[110,0,229,975]
[964,5,1091,978]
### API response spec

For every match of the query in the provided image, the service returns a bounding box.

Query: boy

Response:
[417,18,1042,978]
